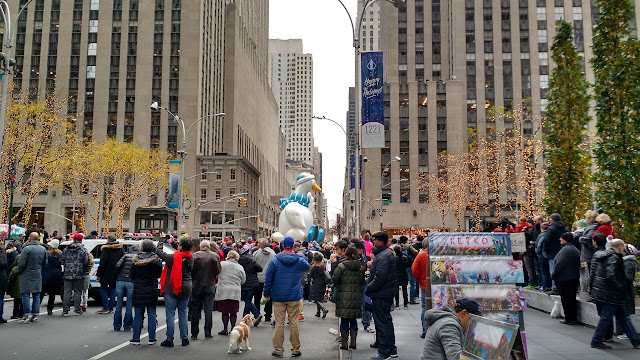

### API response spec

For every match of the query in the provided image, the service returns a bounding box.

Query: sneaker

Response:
[370,355,391,360]
[181,338,189,346]
[271,350,283,358]
[590,342,612,349]
[545,290,558,295]
[403,306,408,310]
[322,309,328,319]
[18,318,30,324]
[617,334,629,340]
[633,342,640,349]
[96,309,108,314]
[390,352,399,358]
[29,316,38,323]
[130,340,140,346]
[297,316,304,322]
[204,335,213,339]
[254,314,263,326]
[0,318,7,324]
[108,309,114,314]
[364,326,375,334]
[148,339,157,345]
[292,351,302,357]
[269,320,276,328]
[74,312,82,316]
[602,337,614,343]
[61,313,69,317]
[191,335,197,340]
[160,339,174,348]
[420,333,426,339]
[218,330,229,336]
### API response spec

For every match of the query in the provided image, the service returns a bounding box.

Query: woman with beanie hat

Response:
[40,239,63,315]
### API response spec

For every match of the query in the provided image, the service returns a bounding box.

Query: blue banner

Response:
[167,160,181,209]
[350,155,362,190]
[361,51,384,148]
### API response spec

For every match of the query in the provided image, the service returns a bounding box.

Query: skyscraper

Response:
[5,0,288,238]
[357,0,640,234]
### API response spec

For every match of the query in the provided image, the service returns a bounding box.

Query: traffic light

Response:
[242,197,247,207]
[238,198,242,207]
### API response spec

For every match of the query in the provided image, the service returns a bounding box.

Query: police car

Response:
[59,236,175,301]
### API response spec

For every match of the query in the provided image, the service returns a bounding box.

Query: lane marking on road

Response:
[88,319,178,360]
[6,308,63,323]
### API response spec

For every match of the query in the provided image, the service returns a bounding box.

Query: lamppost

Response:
[0,0,34,154]
[150,101,224,234]
[336,0,405,239]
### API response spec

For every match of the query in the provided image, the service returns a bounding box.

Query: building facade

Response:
[355,0,640,235]
[3,0,288,239]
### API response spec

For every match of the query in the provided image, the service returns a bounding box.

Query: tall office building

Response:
[5,0,288,238]
[357,0,640,234]
[268,39,315,167]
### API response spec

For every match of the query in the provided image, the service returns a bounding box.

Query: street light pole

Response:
[151,101,224,235]
[336,0,404,239]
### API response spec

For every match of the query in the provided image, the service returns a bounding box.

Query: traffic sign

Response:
[201,224,210,232]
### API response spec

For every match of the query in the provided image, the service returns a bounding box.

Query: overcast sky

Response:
[269,0,358,226]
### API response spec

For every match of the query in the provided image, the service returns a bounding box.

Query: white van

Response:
[59,239,175,301]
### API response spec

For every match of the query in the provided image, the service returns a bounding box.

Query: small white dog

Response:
[228,314,255,354]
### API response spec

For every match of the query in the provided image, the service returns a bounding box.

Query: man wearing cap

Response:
[60,233,91,316]
[551,232,581,325]
[366,231,398,360]
[421,298,482,360]
[263,237,310,358]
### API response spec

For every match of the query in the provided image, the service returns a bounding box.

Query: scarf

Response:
[160,250,193,295]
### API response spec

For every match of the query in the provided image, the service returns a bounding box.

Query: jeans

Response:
[340,317,358,332]
[164,294,189,340]
[420,289,427,335]
[63,279,84,314]
[114,281,134,330]
[22,293,41,317]
[407,268,418,301]
[539,257,551,290]
[133,306,157,341]
[556,279,579,323]
[592,302,640,346]
[395,284,408,307]
[361,285,371,328]
[547,259,556,290]
[371,297,397,358]
[523,255,538,286]
[100,283,117,310]
[241,289,260,317]
[0,290,4,319]
[190,286,215,337]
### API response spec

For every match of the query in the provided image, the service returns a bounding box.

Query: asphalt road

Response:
[1,296,339,360]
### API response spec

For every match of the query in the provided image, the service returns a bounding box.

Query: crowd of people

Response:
[1,217,638,358]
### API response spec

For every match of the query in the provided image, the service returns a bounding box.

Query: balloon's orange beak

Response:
[312,183,322,192]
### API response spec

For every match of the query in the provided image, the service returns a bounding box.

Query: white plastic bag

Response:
[550,300,565,318]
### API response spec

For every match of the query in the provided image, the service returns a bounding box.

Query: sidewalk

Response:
[341,303,640,360]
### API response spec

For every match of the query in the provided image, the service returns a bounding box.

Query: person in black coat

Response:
[393,246,409,309]
[543,214,569,293]
[366,232,398,359]
[551,233,581,325]
[130,240,163,345]
[0,244,8,323]
[237,246,263,320]
[308,252,331,318]
[96,235,125,313]
[40,240,63,315]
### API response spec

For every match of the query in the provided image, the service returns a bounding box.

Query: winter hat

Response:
[625,244,638,256]
[372,231,389,243]
[455,298,482,316]
[49,239,59,249]
[73,233,84,242]
[90,230,99,236]
[239,245,251,255]
[561,232,574,243]
[281,237,295,248]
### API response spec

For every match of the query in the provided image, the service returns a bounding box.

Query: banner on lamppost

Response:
[168,160,181,209]
[361,51,384,148]
[349,155,362,190]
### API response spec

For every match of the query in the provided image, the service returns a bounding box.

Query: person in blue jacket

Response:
[263,237,310,358]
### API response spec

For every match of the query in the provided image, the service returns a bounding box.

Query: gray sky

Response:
[269,0,358,226]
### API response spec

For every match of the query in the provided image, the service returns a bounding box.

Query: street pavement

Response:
[3,295,640,359]
[0,297,338,359]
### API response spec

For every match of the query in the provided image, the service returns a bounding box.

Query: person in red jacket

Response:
[516,216,533,233]
[594,213,615,238]
[411,237,429,339]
